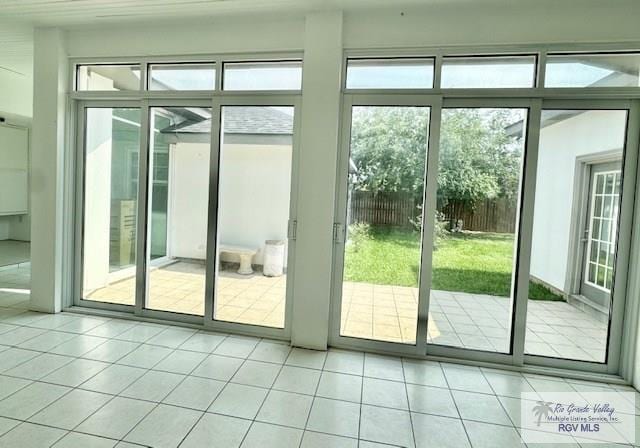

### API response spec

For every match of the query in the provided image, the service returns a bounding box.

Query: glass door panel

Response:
[213,106,295,328]
[339,106,431,345]
[526,109,627,363]
[81,107,141,306]
[426,108,527,353]
[145,106,212,316]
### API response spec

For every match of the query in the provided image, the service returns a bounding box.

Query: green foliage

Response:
[344,228,563,301]
[349,107,524,211]
[348,223,372,253]
[410,204,448,249]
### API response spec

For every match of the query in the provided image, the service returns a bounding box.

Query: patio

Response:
[1,262,607,362]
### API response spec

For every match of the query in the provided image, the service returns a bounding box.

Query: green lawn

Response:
[344,227,563,301]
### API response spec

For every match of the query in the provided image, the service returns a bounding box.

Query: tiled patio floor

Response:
[2,262,607,362]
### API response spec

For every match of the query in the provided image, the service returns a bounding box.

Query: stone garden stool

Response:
[219,245,258,275]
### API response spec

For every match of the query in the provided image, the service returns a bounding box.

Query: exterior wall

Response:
[168,141,292,267]
[531,110,627,293]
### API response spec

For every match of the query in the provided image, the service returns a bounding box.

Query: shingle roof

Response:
[160,106,293,135]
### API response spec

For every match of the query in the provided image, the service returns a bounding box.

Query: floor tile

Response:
[412,412,470,448]
[231,360,282,388]
[75,396,155,439]
[300,431,357,448]
[153,349,207,374]
[324,350,364,376]
[316,371,362,403]
[240,421,302,448]
[0,375,31,401]
[82,339,140,363]
[115,324,165,343]
[208,383,268,419]
[364,354,404,381]
[285,348,327,369]
[0,381,70,420]
[406,383,458,418]
[4,352,73,380]
[402,359,448,388]
[249,340,291,364]
[179,332,226,353]
[306,397,360,438]
[442,364,493,394]
[41,358,110,387]
[80,364,146,395]
[49,335,108,357]
[256,390,313,428]
[452,390,512,425]
[0,422,66,448]
[85,320,136,339]
[362,377,409,410]
[124,404,202,448]
[0,417,19,437]
[52,432,118,448]
[146,327,196,349]
[463,420,522,448]
[360,404,414,447]
[483,371,536,398]
[17,330,76,352]
[120,370,184,402]
[273,366,321,395]
[0,347,39,372]
[116,344,173,369]
[0,326,46,346]
[29,389,111,430]
[180,413,250,448]
[191,354,243,381]
[56,316,110,335]
[163,376,225,410]
[213,337,259,358]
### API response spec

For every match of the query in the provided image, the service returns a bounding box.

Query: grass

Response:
[344,226,564,301]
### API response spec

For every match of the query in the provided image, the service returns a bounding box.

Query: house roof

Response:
[160,106,293,135]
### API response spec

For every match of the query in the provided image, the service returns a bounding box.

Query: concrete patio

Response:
[1,263,607,362]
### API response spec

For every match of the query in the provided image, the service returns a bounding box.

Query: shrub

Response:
[348,223,372,252]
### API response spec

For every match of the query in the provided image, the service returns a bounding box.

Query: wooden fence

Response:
[349,191,517,233]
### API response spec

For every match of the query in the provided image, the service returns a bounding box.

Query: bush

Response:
[410,204,448,249]
[348,223,372,252]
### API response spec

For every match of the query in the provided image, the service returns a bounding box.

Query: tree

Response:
[350,107,523,226]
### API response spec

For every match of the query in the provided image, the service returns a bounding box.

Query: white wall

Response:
[168,141,292,266]
[0,71,33,118]
[531,110,627,292]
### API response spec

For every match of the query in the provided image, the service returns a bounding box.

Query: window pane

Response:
[223,61,302,91]
[149,63,216,91]
[340,106,430,344]
[346,58,434,89]
[527,109,626,363]
[545,53,640,87]
[145,106,212,316]
[77,65,141,91]
[82,108,141,305]
[214,106,295,328]
[427,108,527,353]
[441,55,536,88]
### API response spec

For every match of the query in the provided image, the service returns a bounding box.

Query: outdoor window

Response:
[427,107,527,353]
[81,107,141,306]
[223,61,303,91]
[345,58,435,89]
[76,64,141,91]
[545,53,640,88]
[526,109,627,363]
[148,63,216,91]
[441,55,537,88]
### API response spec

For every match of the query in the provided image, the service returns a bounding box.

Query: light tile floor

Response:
[0,292,637,448]
[2,261,608,362]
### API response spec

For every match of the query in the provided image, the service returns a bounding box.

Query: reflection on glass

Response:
[213,106,294,328]
[441,56,536,88]
[545,53,640,88]
[346,58,435,89]
[427,108,527,353]
[339,106,430,344]
[149,63,216,91]
[145,106,212,316]
[77,65,141,91]
[223,61,302,90]
[82,108,141,305]
[526,109,627,363]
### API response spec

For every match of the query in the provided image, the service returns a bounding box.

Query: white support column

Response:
[30,28,67,313]
[290,11,343,349]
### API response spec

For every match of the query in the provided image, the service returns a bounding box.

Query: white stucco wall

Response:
[168,141,292,267]
[531,110,627,292]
